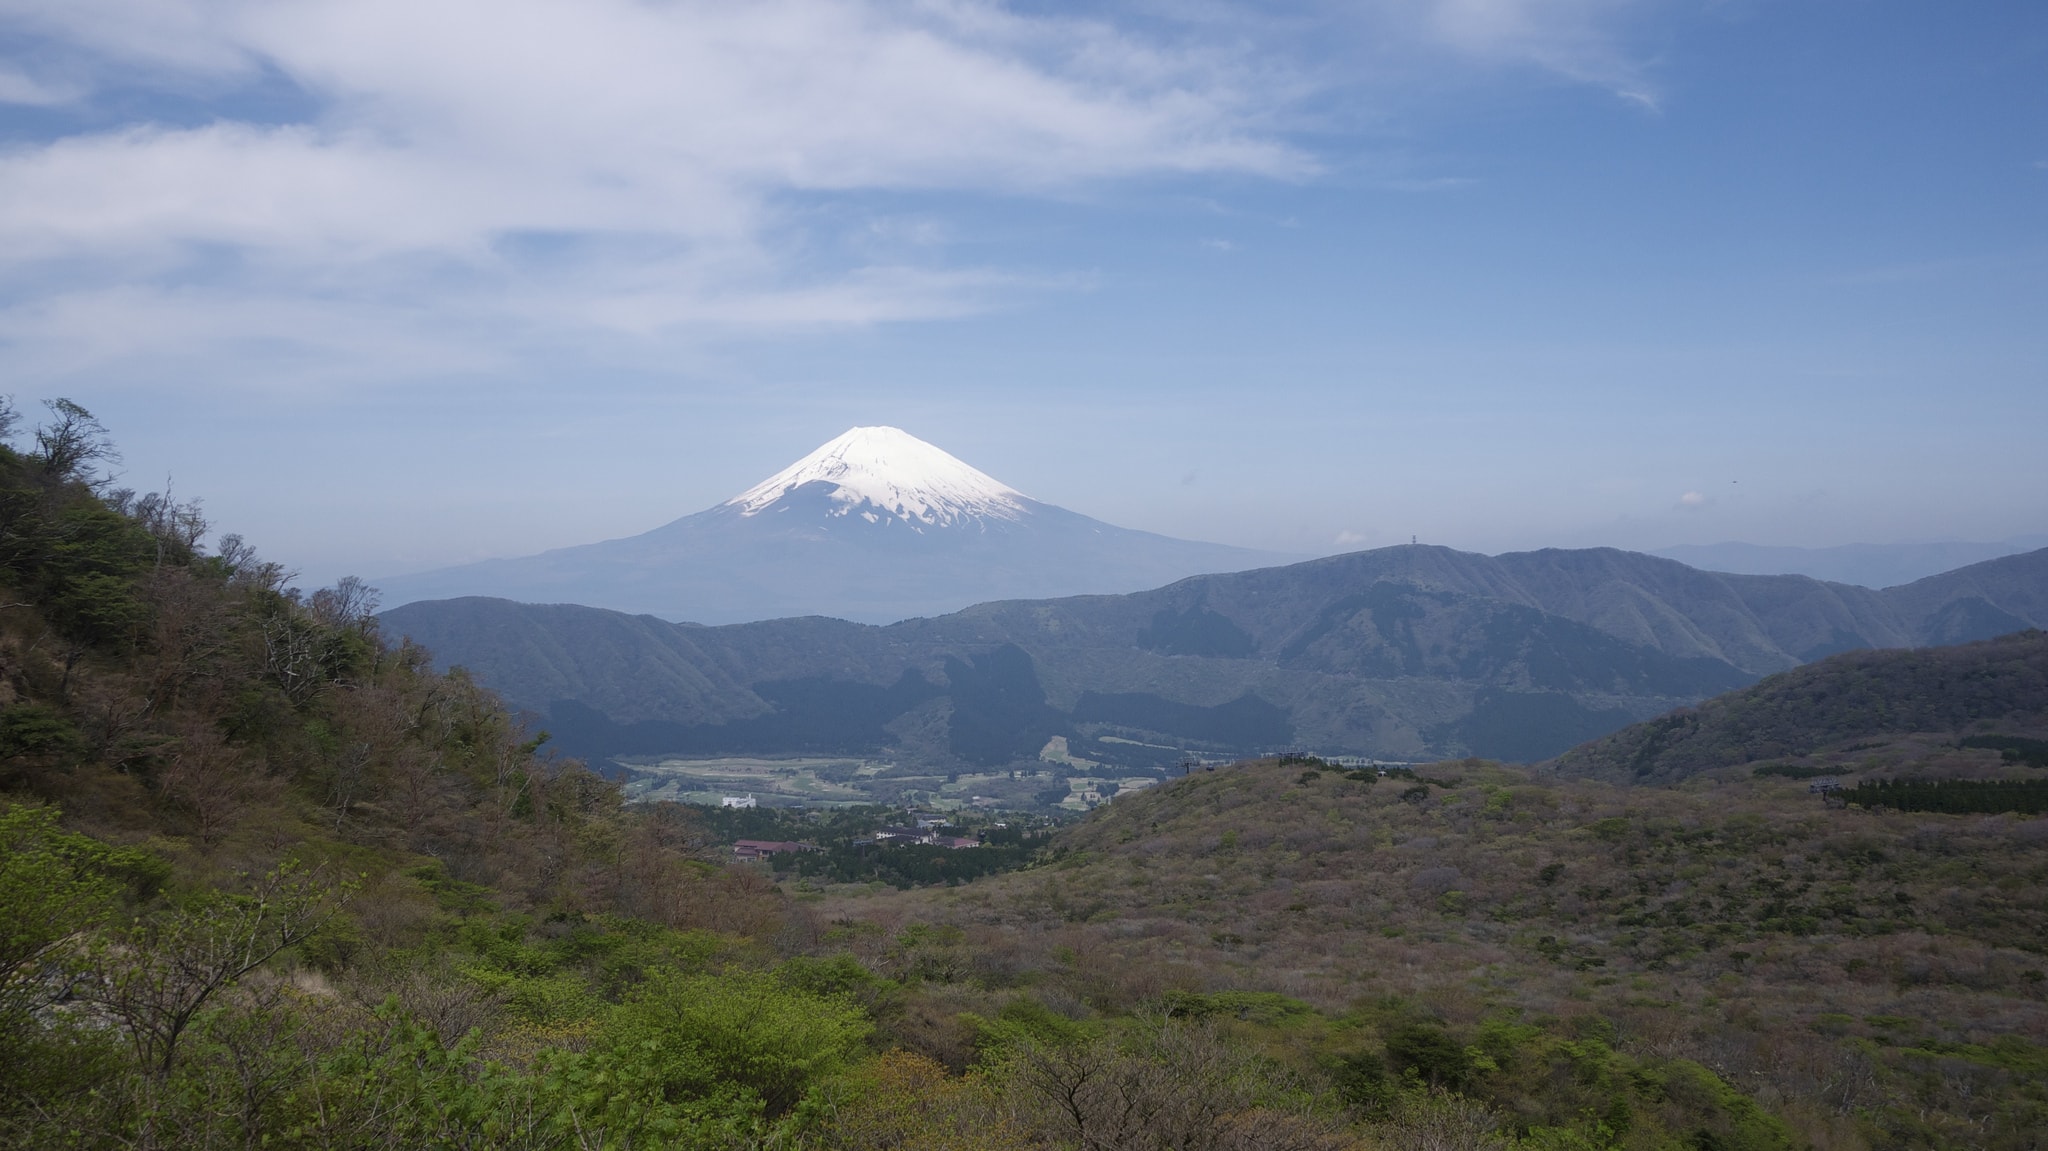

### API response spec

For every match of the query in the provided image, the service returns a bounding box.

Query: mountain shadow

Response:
[1435,690,1639,763]
[545,670,940,760]
[944,645,1067,766]
[1071,691,1293,750]
[1137,604,1257,658]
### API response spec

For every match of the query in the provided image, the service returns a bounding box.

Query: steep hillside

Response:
[383,545,2048,769]
[0,403,834,1148]
[1551,629,2048,784]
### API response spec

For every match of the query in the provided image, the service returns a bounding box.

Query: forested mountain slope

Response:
[382,544,2048,767]
[1551,629,2048,784]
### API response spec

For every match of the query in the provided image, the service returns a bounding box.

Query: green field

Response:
[617,755,1063,810]
[619,756,891,806]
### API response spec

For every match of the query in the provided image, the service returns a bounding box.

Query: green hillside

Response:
[1551,630,2048,784]
[0,404,820,1148]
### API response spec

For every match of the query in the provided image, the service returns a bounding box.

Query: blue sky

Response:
[0,0,2042,587]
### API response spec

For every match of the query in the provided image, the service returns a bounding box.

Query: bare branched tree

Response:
[1002,1015,1357,1151]
[32,398,119,485]
[87,860,354,1077]
[261,615,324,705]
[132,484,209,569]
[212,533,290,593]
[309,576,380,634]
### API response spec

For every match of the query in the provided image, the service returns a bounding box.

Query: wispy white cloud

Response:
[1419,0,1661,107]
[0,284,513,392]
[0,0,1310,390]
[0,64,84,106]
[0,0,1668,395]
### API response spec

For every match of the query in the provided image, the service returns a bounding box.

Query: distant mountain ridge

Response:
[373,426,1293,625]
[381,543,2048,768]
[1651,537,2048,589]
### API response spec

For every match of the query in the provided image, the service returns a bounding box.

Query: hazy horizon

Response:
[2,2,2042,587]
[362,420,2047,588]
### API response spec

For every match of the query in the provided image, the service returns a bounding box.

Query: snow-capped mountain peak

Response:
[725,426,1029,528]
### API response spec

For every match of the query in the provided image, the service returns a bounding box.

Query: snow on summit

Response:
[725,426,1029,528]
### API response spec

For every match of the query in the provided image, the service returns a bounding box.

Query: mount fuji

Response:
[373,427,1296,625]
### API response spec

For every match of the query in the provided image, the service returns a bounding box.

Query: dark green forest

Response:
[689,805,1055,888]
[1842,777,2048,814]
[1959,734,2048,767]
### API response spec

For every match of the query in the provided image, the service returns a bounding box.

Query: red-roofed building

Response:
[733,839,818,860]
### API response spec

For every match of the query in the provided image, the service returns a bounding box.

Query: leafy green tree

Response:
[0,804,161,1025]
[0,804,164,1139]
[0,705,87,787]
[547,969,872,1145]
[296,1008,557,1151]
[1383,1022,1472,1091]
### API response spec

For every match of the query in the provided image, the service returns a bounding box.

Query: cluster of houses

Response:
[731,812,984,860]
[856,825,981,850]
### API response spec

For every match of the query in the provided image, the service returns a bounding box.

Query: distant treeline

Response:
[1960,734,2048,767]
[693,805,1051,888]
[1754,763,1838,780]
[777,840,1039,888]
[1844,777,2048,814]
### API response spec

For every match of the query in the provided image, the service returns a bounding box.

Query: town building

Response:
[732,839,816,860]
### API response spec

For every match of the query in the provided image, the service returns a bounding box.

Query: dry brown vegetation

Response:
[804,756,2048,1148]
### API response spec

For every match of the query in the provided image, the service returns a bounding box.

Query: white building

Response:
[721,794,758,809]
